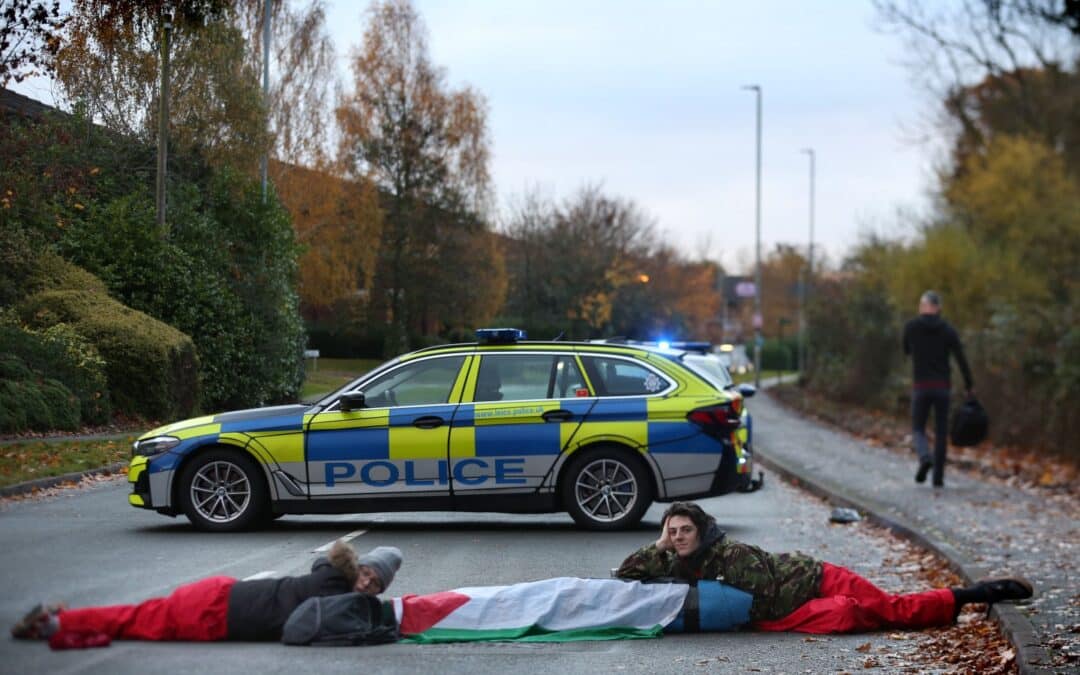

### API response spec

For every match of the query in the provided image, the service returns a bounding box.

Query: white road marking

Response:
[312,528,367,553]
[242,570,278,581]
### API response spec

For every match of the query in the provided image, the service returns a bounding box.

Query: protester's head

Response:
[919,290,942,315]
[328,540,403,594]
[357,546,403,593]
[662,502,716,558]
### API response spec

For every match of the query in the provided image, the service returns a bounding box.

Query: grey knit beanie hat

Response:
[357,546,403,589]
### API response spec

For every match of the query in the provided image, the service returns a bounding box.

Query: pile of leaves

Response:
[771,384,1078,496]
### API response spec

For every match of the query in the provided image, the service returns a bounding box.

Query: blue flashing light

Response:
[476,327,527,344]
[657,340,671,350]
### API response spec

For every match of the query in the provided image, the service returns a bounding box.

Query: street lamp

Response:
[155,12,173,226]
[742,84,763,388]
[799,148,815,376]
[261,0,272,203]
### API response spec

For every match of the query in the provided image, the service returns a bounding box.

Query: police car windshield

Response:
[681,354,734,390]
[313,357,404,409]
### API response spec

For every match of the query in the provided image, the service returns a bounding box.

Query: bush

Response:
[57,174,304,409]
[0,312,112,426]
[3,111,305,412]
[0,378,80,433]
[761,337,798,371]
[19,290,198,421]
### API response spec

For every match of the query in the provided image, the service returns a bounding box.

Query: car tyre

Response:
[561,446,653,530]
[178,449,269,532]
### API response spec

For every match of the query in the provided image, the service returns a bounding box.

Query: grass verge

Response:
[301,357,382,402]
[0,436,136,490]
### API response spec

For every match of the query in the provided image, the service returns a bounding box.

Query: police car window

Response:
[581,356,669,396]
[683,355,733,389]
[475,354,564,402]
[360,356,465,408]
[553,356,588,398]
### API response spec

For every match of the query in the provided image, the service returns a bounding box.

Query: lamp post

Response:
[742,84,763,388]
[799,148,815,376]
[155,13,172,227]
[260,0,271,203]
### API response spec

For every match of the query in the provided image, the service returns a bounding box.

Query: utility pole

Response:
[155,13,173,227]
[799,147,815,376]
[261,0,271,203]
[742,85,763,388]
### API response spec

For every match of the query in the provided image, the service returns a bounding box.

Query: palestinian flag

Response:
[395,577,690,643]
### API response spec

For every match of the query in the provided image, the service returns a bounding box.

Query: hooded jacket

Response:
[226,542,359,641]
[902,314,974,390]
[615,523,823,623]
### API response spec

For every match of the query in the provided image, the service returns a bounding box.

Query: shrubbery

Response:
[0,309,110,433]
[19,290,199,421]
[1,110,305,416]
[0,377,81,433]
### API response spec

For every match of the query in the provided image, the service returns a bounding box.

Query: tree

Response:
[271,160,384,319]
[232,0,338,169]
[54,0,267,172]
[502,186,664,338]
[875,1,1080,173]
[336,0,494,351]
[0,0,66,86]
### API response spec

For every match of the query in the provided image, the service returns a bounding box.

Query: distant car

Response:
[715,343,753,374]
[128,329,758,532]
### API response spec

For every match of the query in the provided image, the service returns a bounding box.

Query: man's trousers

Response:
[753,563,955,633]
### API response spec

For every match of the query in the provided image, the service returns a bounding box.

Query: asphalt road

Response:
[1,468,943,674]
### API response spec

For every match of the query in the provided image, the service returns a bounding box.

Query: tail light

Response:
[687,399,743,435]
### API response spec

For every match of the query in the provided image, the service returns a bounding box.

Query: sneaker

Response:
[915,460,932,483]
[10,603,64,640]
[976,577,1034,605]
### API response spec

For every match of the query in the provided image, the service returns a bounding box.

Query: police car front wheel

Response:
[562,447,653,530]
[178,449,270,532]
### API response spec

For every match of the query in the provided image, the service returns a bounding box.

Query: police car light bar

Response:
[476,328,527,344]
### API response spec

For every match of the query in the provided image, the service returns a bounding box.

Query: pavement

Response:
[3,389,1076,672]
[750,388,1078,674]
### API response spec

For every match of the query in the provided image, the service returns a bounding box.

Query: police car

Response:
[128,329,759,532]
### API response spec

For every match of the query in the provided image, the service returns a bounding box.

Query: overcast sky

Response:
[11,0,942,274]
[334,0,942,273]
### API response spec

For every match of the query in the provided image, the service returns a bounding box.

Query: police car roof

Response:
[406,338,679,357]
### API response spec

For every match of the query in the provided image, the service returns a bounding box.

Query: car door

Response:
[448,352,594,494]
[305,354,469,498]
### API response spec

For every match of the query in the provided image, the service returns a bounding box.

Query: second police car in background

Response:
[127,329,760,532]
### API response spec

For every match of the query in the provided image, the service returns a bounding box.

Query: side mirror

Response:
[737,383,757,398]
[339,391,365,412]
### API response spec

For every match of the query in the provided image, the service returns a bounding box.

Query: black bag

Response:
[950,396,989,447]
[281,592,398,647]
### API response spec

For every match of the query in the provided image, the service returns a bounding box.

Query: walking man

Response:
[902,290,974,487]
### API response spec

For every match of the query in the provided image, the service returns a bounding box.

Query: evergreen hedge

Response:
[19,290,199,421]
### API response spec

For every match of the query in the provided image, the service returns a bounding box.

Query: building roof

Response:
[0,88,60,118]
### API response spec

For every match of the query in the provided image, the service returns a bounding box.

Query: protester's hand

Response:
[655,517,674,552]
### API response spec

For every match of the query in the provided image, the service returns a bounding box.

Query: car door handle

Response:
[412,416,444,429]
[542,409,573,423]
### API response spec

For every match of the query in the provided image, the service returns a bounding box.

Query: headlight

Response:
[132,435,180,457]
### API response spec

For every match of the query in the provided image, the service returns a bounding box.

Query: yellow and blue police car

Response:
[128,329,759,532]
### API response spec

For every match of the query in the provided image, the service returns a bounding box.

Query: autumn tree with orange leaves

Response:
[337,0,504,353]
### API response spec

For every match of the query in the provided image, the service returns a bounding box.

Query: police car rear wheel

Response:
[179,449,269,532]
[562,447,652,530]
